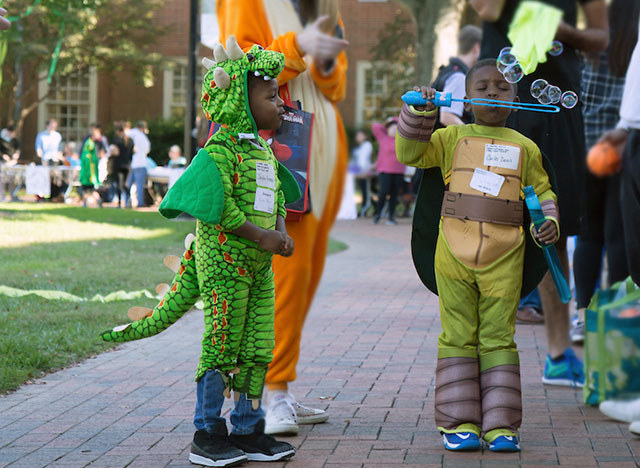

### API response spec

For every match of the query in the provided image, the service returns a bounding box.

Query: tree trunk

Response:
[412,2,447,85]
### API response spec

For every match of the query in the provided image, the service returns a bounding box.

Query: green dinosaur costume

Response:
[79,138,100,187]
[100,38,301,403]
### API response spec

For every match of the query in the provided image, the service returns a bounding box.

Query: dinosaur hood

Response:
[201,36,285,136]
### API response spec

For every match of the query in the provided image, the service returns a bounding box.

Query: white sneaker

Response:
[599,398,640,423]
[291,399,329,425]
[630,421,640,436]
[265,392,298,436]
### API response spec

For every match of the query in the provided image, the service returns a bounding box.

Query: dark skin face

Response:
[248,76,285,131]
[464,65,519,127]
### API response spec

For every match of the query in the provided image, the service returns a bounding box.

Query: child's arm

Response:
[371,122,387,143]
[276,215,294,257]
[232,221,286,254]
[526,147,560,245]
[395,87,447,169]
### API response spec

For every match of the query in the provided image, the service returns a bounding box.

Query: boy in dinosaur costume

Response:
[396,59,559,452]
[100,37,303,466]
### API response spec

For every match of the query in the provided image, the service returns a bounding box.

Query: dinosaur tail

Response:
[100,235,200,342]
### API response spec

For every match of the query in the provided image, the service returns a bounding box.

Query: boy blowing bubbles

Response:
[396,59,558,451]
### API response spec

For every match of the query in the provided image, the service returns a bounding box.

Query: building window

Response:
[38,70,97,144]
[163,60,205,119]
[355,61,405,128]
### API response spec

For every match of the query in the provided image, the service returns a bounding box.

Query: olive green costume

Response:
[100,39,301,403]
[396,104,558,441]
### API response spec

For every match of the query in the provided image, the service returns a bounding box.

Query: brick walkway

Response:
[1,218,638,468]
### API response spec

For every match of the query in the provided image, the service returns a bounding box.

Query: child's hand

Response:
[534,220,558,245]
[259,230,285,254]
[279,234,295,257]
[412,86,436,112]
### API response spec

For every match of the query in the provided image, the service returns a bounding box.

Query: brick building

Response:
[21,0,452,160]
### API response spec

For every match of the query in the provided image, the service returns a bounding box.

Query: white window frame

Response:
[163,58,205,119]
[355,60,403,129]
[37,69,97,145]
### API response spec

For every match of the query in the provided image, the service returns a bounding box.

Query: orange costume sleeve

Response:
[216,0,347,103]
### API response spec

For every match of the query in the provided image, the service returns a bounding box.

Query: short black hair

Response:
[465,58,517,95]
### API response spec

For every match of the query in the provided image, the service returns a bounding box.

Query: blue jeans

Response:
[194,369,264,435]
[519,288,542,311]
[130,167,147,207]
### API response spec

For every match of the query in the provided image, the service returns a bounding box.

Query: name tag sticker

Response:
[254,187,275,214]
[484,144,520,170]
[255,161,276,190]
[469,168,505,197]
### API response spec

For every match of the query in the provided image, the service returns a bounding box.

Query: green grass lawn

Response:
[0,203,347,394]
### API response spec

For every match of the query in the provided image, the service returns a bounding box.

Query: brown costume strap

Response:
[480,364,522,433]
[397,103,437,142]
[435,357,482,431]
[441,191,524,227]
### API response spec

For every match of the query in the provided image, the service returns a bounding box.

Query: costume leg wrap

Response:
[435,357,482,431]
[233,263,275,400]
[480,364,522,434]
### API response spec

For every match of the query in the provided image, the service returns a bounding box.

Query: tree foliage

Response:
[0,0,167,132]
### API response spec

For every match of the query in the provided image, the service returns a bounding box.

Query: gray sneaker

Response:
[570,319,585,343]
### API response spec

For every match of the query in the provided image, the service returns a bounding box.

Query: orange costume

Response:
[216,0,348,388]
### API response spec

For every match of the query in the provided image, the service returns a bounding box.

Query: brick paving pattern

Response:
[1,218,639,467]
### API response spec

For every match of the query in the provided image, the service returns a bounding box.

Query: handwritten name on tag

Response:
[484,144,520,170]
[254,187,275,214]
[255,161,276,190]
[469,168,505,197]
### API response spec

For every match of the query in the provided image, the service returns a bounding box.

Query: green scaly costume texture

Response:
[100,43,301,401]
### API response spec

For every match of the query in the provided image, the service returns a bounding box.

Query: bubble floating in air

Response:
[537,87,552,105]
[546,85,562,104]
[498,47,518,67]
[530,79,548,99]
[561,90,578,109]
[548,40,563,56]
[503,63,524,83]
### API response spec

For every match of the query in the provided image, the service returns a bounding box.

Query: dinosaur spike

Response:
[113,323,131,332]
[202,57,216,70]
[214,67,230,90]
[156,283,170,296]
[184,233,196,250]
[263,75,271,81]
[195,300,204,310]
[254,71,261,77]
[251,399,260,410]
[226,35,245,60]
[163,255,181,273]
[214,44,229,62]
[234,391,241,402]
[223,386,231,399]
[128,306,153,321]
[230,367,240,374]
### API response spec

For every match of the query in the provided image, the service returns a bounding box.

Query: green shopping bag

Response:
[584,277,640,405]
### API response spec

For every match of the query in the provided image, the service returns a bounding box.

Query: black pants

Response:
[574,171,628,308]
[374,173,403,220]
[111,167,130,205]
[621,130,640,285]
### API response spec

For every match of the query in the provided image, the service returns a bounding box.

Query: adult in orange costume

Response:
[216,0,349,435]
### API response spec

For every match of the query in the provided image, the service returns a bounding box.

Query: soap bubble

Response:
[547,85,562,104]
[498,47,518,67]
[496,59,508,73]
[530,79,548,99]
[537,87,552,105]
[503,63,524,83]
[561,90,578,109]
[549,40,563,56]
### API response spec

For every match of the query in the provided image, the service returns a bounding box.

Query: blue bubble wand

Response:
[523,185,571,303]
[401,91,560,114]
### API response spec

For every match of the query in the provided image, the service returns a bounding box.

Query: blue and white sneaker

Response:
[442,432,481,451]
[542,347,585,387]
[488,435,521,452]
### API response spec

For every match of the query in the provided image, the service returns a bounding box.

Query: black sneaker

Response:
[230,420,296,462]
[189,428,248,467]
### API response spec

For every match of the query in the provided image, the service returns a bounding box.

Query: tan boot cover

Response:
[480,364,522,433]
[435,357,482,431]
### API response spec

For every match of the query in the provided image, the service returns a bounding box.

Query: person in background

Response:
[471,0,609,388]
[372,116,405,225]
[111,122,133,208]
[127,120,151,208]
[167,144,187,168]
[0,7,10,31]
[63,142,80,167]
[0,125,20,202]
[571,0,638,343]
[79,124,107,207]
[35,119,62,166]
[351,130,373,216]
